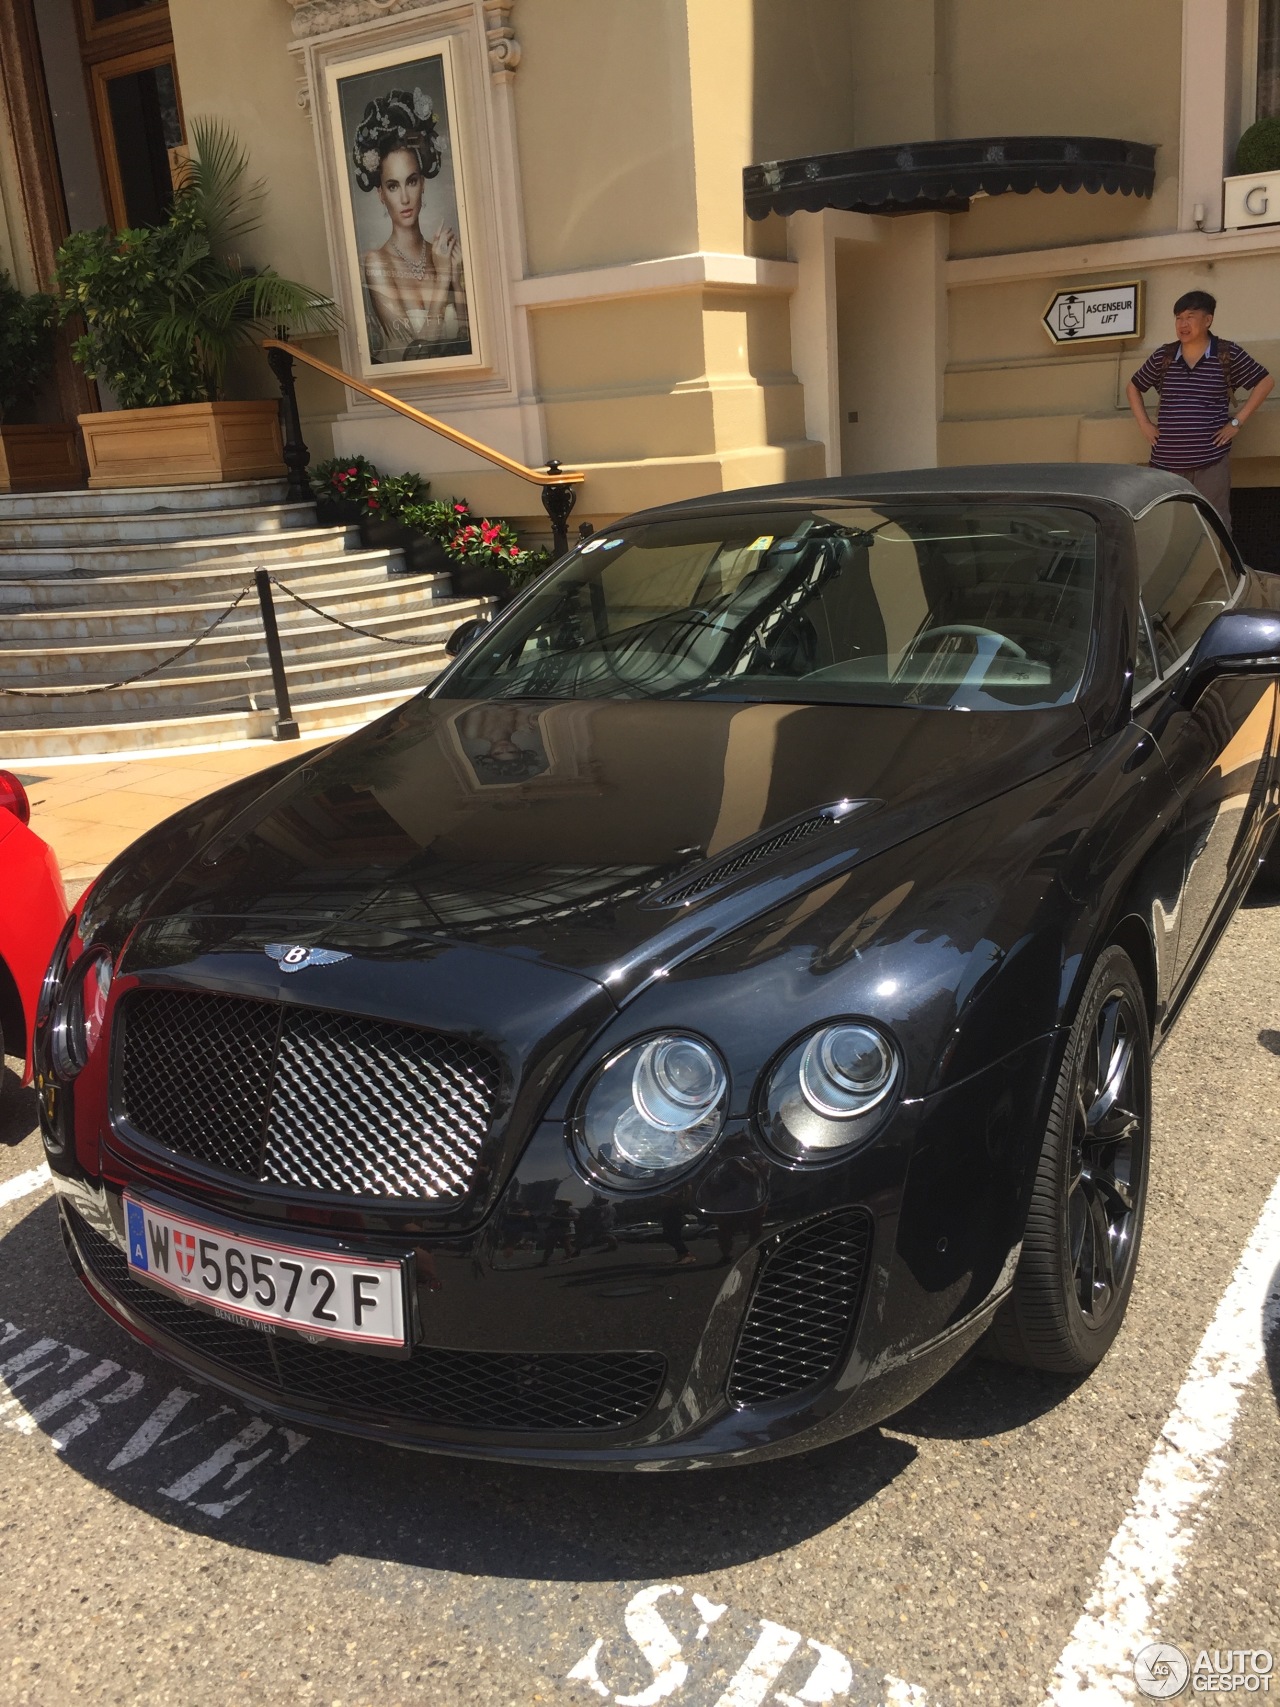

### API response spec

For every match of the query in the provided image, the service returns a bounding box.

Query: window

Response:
[1136,501,1233,674]
[1133,612,1159,698]
[441,504,1100,713]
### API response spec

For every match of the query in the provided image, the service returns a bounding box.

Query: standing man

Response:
[1126,290,1273,532]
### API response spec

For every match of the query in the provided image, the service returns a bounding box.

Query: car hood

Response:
[112,694,1088,998]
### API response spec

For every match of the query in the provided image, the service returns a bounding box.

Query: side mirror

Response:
[1181,609,1280,700]
[445,616,492,658]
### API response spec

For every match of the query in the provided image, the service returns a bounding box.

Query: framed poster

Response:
[323,36,483,377]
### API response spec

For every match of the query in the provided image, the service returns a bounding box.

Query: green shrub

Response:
[0,272,57,423]
[1235,116,1280,174]
[364,470,431,519]
[55,118,337,409]
[309,454,380,504]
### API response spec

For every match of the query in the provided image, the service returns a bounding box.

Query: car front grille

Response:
[70,1211,666,1434]
[727,1209,873,1406]
[115,988,501,1202]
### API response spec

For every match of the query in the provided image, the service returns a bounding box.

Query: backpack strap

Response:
[1151,340,1179,385]
[1216,338,1237,408]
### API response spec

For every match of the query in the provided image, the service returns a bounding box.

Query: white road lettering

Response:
[0,1165,51,1209]
[566,1585,927,1706]
[712,1619,802,1707]
[107,1386,204,1469]
[1047,1165,1280,1705]
[0,1318,308,1517]
[776,1639,854,1705]
[614,1584,688,1706]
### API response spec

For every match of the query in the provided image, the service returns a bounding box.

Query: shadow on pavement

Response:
[1,1191,922,1582]
[886,1346,1082,1440]
[1265,1256,1280,1414]
[0,1076,37,1147]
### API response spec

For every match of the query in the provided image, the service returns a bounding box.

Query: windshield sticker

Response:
[747,535,774,552]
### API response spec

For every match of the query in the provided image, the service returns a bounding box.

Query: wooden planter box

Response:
[77,399,284,489]
[0,423,83,492]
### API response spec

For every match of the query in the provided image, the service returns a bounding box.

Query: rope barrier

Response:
[0,568,455,704]
[0,582,257,698]
[270,575,445,648]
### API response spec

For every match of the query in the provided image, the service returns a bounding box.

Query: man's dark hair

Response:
[1174,289,1217,315]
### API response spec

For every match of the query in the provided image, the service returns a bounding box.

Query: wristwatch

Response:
[1230,416,1241,428]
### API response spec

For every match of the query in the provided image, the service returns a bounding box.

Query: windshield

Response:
[437,502,1099,711]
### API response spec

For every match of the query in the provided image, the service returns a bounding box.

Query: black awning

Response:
[744,136,1156,220]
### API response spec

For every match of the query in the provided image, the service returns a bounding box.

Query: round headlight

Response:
[50,949,113,1080]
[762,1020,901,1162]
[574,1033,728,1189]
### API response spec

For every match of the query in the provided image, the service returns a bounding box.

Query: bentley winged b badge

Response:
[265,944,352,973]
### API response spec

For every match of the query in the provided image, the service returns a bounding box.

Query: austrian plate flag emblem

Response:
[175,1230,196,1277]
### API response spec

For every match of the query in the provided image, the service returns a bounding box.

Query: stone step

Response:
[0,523,358,579]
[0,567,450,642]
[0,546,405,611]
[0,628,473,726]
[0,683,425,761]
[0,589,470,677]
[0,477,291,521]
[0,499,315,549]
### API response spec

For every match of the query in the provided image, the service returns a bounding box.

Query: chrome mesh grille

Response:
[116,988,501,1202]
[728,1209,873,1406]
[71,1211,665,1434]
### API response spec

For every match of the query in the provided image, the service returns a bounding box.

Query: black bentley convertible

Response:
[38,465,1280,1466]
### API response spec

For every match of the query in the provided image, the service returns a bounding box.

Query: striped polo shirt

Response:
[1130,334,1269,471]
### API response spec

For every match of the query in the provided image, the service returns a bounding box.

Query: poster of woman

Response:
[329,41,480,373]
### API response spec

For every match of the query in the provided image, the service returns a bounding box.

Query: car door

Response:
[1131,497,1279,985]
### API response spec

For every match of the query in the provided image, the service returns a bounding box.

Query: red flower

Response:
[366,496,379,509]
[334,471,349,486]
[346,466,358,477]
[453,501,468,513]
[480,521,501,545]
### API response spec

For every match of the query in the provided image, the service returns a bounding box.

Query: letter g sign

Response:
[1245,183,1270,216]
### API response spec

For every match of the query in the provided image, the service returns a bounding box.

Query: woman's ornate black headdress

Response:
[352,87,442,191]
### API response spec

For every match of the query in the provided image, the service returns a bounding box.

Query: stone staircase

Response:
[0,478,485,760]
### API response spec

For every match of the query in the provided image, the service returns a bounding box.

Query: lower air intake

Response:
[70,1211,665,1434]
[728,1209,873,1406]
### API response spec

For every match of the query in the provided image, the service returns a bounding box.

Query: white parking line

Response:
[0,1164,51,1208]
[1046,1167,1280,1704]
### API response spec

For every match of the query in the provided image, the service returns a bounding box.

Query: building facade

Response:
[1,0,1278,551]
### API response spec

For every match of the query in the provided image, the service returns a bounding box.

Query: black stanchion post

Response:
[266,328,311,506]
[540,460,577,559]
[254,568,300,740]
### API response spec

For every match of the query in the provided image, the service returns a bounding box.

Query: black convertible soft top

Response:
[630,464,1196,525]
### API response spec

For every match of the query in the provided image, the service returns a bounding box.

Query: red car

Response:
[0,771,69,1094]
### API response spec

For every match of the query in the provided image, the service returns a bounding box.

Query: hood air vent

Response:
[647,799,867,909]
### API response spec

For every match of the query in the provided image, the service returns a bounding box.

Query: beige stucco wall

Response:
[168,0,344,453]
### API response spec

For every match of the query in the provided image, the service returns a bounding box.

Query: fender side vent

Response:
[647,800,865,908]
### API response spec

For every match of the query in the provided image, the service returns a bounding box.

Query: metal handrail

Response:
[263,336,584,552]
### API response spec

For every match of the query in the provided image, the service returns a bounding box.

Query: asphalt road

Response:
[1,900,1278,1707]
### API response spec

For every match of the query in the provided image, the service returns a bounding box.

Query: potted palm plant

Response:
[0,272,78,491]
[56,120,338,489]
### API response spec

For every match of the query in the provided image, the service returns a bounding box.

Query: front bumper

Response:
[51,1031,1057,1468]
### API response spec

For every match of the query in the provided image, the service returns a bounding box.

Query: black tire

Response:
[988,945,1151,1373]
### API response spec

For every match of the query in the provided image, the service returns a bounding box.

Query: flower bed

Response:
[308,457,551,594]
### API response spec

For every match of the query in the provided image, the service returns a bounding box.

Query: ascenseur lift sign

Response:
[1042,282,1142,345]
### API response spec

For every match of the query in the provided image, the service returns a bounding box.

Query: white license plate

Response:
[123,1195,407,1348]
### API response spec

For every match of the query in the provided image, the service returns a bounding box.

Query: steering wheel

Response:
[897,623,1027,676]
